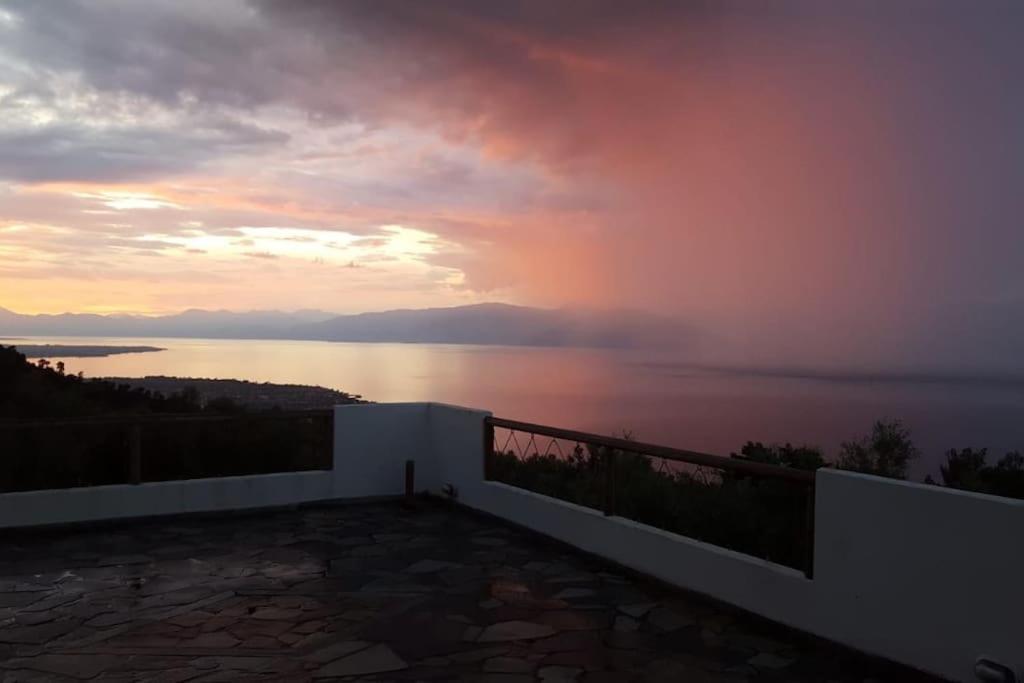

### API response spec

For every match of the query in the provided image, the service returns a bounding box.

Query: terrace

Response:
[1,403,1021,682]
[0,501,921,682]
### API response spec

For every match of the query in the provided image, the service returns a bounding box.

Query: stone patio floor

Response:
[0,501,937,682]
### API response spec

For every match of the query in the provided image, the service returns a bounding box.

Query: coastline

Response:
[10,343,165,358]
[103,375,364,411]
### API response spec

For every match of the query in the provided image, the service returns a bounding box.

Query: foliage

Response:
[926,448,1024,499]
[0,345,209,418]
[836,419,918,479]
[489,439,812,570]
[0,346,330,492]
[489,418,1021,570]
[733,441,826,471]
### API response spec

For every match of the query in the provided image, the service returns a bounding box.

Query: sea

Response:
[10,336,1024,479]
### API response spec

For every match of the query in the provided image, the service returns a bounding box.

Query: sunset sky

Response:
[1,1,1022,367]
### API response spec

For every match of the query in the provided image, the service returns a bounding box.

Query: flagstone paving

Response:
[0,501,937,681]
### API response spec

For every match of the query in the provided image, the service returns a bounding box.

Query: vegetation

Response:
[489,416,1023,569]
[0,345,332,492]
[926,448,1024,499]
[737,418,1020,498]
[733,441,826,471]
[0,345,210,418]
[489,439,814,569]
[836,420,919,479]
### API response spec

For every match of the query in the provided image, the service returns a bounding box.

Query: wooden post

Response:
[404,459,415,506]
[483,419,495,480]
[604,449,617,517]
[129,423,142,485]
[803,476,816,578]
[324,413,334,470]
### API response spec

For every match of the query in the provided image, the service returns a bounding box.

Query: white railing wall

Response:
[0,471,334,527]
[336,403,1023,683]
[0,402,1020,682]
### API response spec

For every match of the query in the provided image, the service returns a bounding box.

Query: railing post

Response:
[604,448,617,516]
[324,413,334,470]
[483,418,495,480]
[803,475,816,578]
[129,423,142,485]
[404,459,416,508]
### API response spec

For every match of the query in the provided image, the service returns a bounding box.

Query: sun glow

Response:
[137,224,452,267]
[72,191,182,211]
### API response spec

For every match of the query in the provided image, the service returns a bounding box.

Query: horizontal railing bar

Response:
[0,409,333,430]
[486,416,815,484]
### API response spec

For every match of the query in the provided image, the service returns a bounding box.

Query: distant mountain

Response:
[0,307,335,339]
[0,303,691,349]
[293,304,690,348]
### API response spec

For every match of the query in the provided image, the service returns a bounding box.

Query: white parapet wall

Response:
[0,470,334,528]
[333,402,436,497]
[417,403,1024,683]
[0,402,1020,681]
[813,470,1024,683]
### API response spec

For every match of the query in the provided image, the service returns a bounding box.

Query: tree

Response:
[836,419,918,479]
[930,448,1024,499]
[990,452,1024,499]
[732,441,825,471]
[932,447,988,492]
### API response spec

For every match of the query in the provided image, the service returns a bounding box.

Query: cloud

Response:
[0,120,288,183]
[242,0,1024,368]
[1,1,1024,368]
[1,1,281,109]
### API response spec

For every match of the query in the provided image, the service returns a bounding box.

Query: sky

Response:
[1,1,1023,368]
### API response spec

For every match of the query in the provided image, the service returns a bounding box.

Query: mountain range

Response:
[0,303,690,349]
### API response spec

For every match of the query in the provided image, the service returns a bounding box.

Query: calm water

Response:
[14,336,1024,478]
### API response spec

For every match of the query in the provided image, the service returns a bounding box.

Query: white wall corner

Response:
[427,402,492,502]
[332,403,432,498]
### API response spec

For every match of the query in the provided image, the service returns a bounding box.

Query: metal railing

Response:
[0,410,333,492]
[484,416,817,576]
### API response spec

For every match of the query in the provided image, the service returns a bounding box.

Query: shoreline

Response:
[103,375,364,411]
[10,343,165,358]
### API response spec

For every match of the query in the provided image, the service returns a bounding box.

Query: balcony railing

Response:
[484,416,816,575]
[0,410,333,493]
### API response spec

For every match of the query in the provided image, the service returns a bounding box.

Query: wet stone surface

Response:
[0,501,935,681]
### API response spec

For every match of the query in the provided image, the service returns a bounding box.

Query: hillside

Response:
[0,345,200,418]
[0,346,361,417]
[103,376,363,411]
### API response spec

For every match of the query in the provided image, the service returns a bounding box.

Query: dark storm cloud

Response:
[0,121,288,183]
[1,0,281,109]
[0,1,291,182]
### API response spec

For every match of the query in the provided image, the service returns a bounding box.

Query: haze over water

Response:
[19,336,1024,480]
